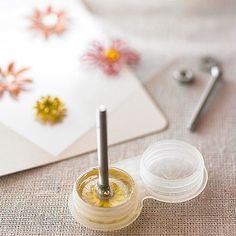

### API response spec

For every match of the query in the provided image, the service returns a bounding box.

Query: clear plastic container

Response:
[69,140,208,231]
[68,168,141,231]
[139,140,207,203]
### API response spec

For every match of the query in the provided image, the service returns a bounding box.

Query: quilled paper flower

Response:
[34,96,66,124]
[28,5,68,39]
[0,62,32,98]
[82,40,140,76]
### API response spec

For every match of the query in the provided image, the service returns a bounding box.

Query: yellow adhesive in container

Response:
[69,167,141,231]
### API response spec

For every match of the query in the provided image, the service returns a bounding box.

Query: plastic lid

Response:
[140,140,208,203]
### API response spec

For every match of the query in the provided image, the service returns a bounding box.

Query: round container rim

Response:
[140,140,205,186]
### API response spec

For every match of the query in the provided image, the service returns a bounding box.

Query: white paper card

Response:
[0,0,140,155]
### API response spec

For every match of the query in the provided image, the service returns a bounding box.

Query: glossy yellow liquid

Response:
[77,168,134,208]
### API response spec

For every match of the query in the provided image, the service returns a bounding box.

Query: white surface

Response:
[0,0,167,176]
[0,84,168,176]
[0,0,141,155]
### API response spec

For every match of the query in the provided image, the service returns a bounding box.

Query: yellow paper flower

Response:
[34,95,66,124]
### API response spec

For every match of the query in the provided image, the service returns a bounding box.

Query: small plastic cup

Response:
[68,168,141,231]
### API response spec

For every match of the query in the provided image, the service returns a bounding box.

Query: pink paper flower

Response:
[82,40,140,75]
[0,62,32,98]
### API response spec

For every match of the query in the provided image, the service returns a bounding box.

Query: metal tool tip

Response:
[211,66,221,79]
[98,105,106,113]
[187,123,195,132]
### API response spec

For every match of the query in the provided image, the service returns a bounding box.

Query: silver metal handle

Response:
[96,106,111,200]
[187,66,222,131]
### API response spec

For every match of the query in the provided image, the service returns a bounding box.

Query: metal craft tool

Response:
[96,106,112,200]
[187,57,222,131]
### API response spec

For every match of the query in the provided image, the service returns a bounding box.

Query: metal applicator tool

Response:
[68,107,141,229]
[187,57,223,131]
[96,106,112,200]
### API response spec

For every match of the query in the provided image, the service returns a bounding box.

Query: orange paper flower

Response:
[0,62,32,98]
[28,5,68,39]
